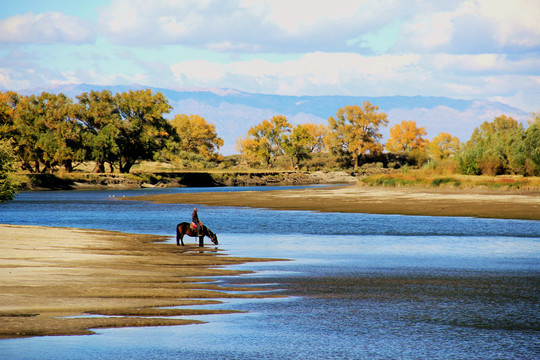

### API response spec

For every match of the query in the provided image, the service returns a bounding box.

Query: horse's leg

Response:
[176,226,184,246]
[199,235,204,247]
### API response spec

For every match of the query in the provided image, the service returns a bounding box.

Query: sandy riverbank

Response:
[0,225,276,338]
[128,185,540,220]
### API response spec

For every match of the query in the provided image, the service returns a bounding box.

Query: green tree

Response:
[283,123,324,168]
[522,113,540,175]
[170,114,224,161]
[457,115,526,175]
[10,92,85,173]
[327,102,388,170]
[237,115,292,168]
[113,90,173,173]
[0,139,18,203]
[75,90,121,172]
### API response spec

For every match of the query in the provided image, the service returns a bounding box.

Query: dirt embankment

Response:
[21,171,359,190]
[0,224,279,338]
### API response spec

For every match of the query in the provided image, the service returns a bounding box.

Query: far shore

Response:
[127,185,540,220]
[0,224,277,338]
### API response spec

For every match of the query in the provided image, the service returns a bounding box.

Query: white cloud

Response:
[97,0,404,52]
[0,11,95,44]
[396,0,540,53]
[476,0,540,48]
[429,54,540,74]
[171,60,227,83]
[170,52,424,95]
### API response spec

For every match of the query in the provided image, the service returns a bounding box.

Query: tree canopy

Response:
[456,115,530,175]
[385,120,428,153]
[171,114,224,161]
[1,89,179,174]
[326,102,388,169]
[0,140,18,203]
[428,132,461,160]
[237,115,292,168]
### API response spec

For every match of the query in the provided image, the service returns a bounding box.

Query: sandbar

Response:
[0,224,274,338]
[128,185,540,220]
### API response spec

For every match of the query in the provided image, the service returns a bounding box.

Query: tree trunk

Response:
[120,159,134,173]
[93,161,105,173]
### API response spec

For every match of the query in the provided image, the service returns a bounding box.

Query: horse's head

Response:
[210,232,218,245]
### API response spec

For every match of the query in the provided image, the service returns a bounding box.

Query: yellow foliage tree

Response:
[301,123,327,153]
[236,115,292,167]
[428,132,461,160]
[385,120,428,153]
[171,114,224,161]
[327,102,388,169]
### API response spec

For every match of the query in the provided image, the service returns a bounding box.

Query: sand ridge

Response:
[0,224,277,338]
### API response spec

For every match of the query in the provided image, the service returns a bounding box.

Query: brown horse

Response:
[176,222,218,247]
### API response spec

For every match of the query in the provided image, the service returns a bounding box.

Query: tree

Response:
[0,91,18,138]
[170,114,224,161]
[10,92,85,173]
[75,90,121,172]
[0,140,18,203]
[456,115,526,175]
[301,123,327,153]
[428,132,461,160]
[237,115,292,168]
[327,102,388,170]
[522,113,540,175]
[385,120,428,153]
[113,90,173,173]
[283,124,312,168]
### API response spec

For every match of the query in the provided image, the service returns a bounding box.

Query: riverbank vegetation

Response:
[1,88,539,200]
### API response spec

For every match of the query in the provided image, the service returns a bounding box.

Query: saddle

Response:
[190,222,202,235]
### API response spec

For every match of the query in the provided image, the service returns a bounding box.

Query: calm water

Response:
[1,187,539,359]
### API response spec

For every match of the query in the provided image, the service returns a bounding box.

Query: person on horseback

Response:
[191,208,202,235]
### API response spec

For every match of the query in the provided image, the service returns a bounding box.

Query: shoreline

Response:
[127,185,540,220]
[0,224,278,339]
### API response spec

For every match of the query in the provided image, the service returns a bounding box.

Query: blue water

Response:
[1,187,539,359]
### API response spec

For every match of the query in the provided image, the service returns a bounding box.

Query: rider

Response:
[192,208,202,235]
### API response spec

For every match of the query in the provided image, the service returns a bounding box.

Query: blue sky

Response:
[1,0,539,111]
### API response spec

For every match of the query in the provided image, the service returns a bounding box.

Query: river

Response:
[1,187,539,359]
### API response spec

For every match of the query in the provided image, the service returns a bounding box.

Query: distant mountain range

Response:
[20,84,529,155]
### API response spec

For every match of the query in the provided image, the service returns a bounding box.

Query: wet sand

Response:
[0,224,276,338]
[128,185,540,220]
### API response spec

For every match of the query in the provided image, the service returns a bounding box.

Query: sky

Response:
[0,0,539,112]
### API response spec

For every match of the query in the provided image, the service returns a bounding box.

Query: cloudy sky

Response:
[1,0,539,111]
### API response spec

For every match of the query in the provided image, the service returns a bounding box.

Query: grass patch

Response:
[361,172,540,190]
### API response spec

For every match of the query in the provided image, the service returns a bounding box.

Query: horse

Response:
[176,222,218,247]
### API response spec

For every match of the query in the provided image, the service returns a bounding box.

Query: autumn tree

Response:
[428,132,461,160]
[326,102,388,169]
[170,114,224,161]
[302,123,326,153]
[237,115,292,167]
[385,120,428,153]
[0,91,18,138]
